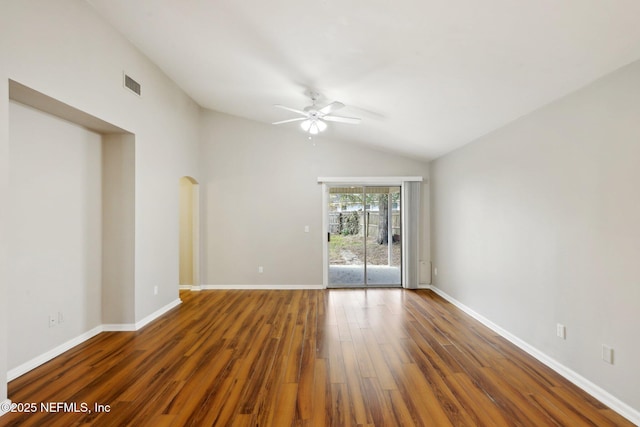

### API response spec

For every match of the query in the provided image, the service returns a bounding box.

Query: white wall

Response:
[8,101,103,368]
[0,42,9,407]
[0,0,200,399]
[0,0,200,314]
[199,111,430,285]
[430,60,640,415]
[102,134,135,325]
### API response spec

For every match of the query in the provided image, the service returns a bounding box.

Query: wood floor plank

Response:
[326,325,347,384]
[346,321,377,379]
[310,358,329,427]
[340,340,370,425]
[334,305,353,341]
[272,383,298,427]
[446,373,511,427]
[296,291,317,422]
[479,366,558,427]
[387,388,420,426]
[1,289,634,427]
[550,386,622,427]
[360,328,397,390]
[397,363,452,426]
[255,307,301,425]
[529,392,585,427]
[329,383,353,427]
[400,341,477,426]
[296,327,316,421]
[198,365,245,426]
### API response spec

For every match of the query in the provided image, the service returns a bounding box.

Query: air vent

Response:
[123,73,141,96]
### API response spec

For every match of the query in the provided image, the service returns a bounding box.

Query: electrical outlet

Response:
[556,324,566,339]
[258,266,264,273]
[153,285,158,295]
[58,312,64,324]
[48,315,57,328]
[434,267,438,276]
[602,345,614,364]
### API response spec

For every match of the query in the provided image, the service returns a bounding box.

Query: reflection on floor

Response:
[329,265,401,286]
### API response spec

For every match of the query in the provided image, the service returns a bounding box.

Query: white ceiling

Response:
[87,0,640,160]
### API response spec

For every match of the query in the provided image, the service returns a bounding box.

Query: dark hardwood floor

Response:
[0,289,632,426]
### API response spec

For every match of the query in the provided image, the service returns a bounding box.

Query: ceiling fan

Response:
[272,92,361,135]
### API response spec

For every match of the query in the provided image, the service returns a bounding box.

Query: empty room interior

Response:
[1,0,639,425]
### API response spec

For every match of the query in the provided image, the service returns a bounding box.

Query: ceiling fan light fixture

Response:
[309,122,320,135]
[300,119,312,132]
[316,119,327,132]
[301,118,327,135]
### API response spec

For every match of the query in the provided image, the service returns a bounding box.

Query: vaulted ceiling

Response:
[87,0,640,160]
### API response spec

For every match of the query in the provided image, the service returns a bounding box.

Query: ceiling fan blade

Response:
[274,104,308,116]
[318,101,345,115]
[323,115,361,124]
[272,117,307,125]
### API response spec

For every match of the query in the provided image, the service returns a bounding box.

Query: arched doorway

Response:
[179,176,200,290]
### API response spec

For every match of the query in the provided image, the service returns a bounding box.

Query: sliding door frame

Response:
[319,176,423,289]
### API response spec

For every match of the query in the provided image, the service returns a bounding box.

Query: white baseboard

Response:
[6,298,181,383]
[102,323,137,332]
[7,325,103,382]
[201,284,323,290]
[1,399,12,417]
[135,298,181,330]
[428,285,640,426]
[180,284,202,291]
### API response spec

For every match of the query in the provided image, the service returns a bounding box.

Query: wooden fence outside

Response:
[329,211,400,237]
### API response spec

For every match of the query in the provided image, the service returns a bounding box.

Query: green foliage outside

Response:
[342,211,360,235]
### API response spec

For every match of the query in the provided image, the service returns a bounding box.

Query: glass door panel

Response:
[328,188,365,287]
[364,187,401,286]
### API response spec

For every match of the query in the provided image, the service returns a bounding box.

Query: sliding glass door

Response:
[327,186,401,287]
